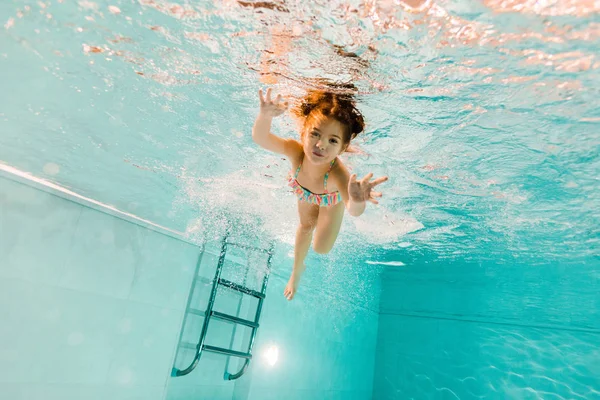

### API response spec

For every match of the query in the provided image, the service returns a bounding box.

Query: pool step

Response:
[180,342,253,359]
[211,310,259,328]
[218,278,265,299]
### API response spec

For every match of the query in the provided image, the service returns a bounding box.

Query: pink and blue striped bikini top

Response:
[288,158,342,207]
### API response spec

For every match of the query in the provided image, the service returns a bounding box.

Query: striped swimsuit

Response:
[288,158,342,207]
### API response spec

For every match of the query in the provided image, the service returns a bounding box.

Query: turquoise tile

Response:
[325,390,372,400]
[0,278,124,384]
[175,351,231,386]
[34,287,125,349]
[205,320,246,351]
[0,383,110,400]
[106,385,166,400]
[197,384,236,400]
[231,374,251,400]
[0,342,33,384]
[60,207,147,298]
[165,349,237,398]
[29,344,113,385]
[435,318,487,362]
[0,179,81,285]
[179,314,205,345]
[248,387,326,400]
[197,251,221,280]
[129,231,200,310]
[166,383,233,400]
[212,286,245,317]
[163,383,190,400]
[107,302,182,387]
[172,346,199,375]
[254,340,306,388]
[0,383,166,400]
[391,316,440,357]
[0,279,27,367]
[325,343,345,390]
[189,281,212,315]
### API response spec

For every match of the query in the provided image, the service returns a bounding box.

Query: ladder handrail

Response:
[170,243,205,377]
[172,237,228,377]
[224,358,250,381]
[224,244,273,381]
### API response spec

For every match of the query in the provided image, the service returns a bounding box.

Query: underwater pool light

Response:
[263,345,279,366]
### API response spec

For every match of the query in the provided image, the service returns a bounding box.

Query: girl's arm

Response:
[331,163,365,217]
[331,162,388,217]
[252,88,302,160]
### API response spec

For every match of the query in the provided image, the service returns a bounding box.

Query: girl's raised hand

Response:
[348,173,388,204]
[258,87,288,118]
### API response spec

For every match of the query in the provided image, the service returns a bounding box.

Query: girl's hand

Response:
[258,88,288,118]
[348,173,388,204]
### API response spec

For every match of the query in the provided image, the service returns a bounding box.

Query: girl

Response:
[252,85,388,300]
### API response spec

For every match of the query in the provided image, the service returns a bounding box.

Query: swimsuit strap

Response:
[293,153,308,179]
[323,158,336,193]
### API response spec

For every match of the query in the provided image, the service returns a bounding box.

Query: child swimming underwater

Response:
[252,85,388,300]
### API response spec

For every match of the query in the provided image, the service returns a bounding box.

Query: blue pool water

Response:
[1,0,599,399]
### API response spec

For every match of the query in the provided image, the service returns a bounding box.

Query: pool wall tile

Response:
[373,262,600,399]
[0,177,197,399]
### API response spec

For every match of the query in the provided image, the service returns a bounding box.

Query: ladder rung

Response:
[219,279,265,299]
[188,308,205,317]
[203,345,252,359]
[180,342,197,350]
[211,311,258,328]
[226,241,270,253]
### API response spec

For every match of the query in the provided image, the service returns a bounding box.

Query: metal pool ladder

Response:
[171,236,273,380]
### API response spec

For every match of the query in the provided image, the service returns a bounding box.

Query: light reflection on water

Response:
[0,0,598,263]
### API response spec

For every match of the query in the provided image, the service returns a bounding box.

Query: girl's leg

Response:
[284,201,319,300]
[312,202,345,254]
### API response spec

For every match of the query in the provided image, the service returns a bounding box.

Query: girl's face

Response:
[302,117,348,165]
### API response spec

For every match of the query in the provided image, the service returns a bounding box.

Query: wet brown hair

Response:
[292,81,365,149]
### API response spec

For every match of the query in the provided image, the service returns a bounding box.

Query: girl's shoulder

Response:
[333,157,349,172]
[284,139,304,168]
[326,158,350,194]
[330,157,350,182]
